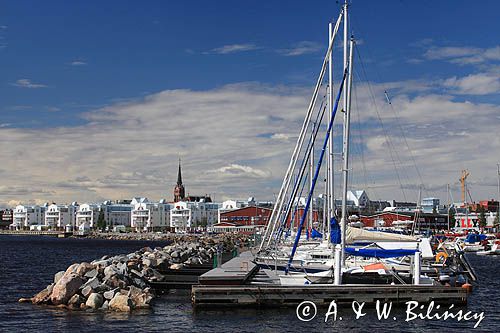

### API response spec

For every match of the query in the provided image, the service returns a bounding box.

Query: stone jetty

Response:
[19,233,249,312]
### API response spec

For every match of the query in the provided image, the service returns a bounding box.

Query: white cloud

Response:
[207,43,260,54]
[443,73,500,95]
[11,78,47,89]
[70,60,87,66]
[215,164,270,178]
[1,79,499,206]
[270,133,291,141]
[424,45,500,65]
[279,41,322,56]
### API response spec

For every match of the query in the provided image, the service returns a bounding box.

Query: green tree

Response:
[478,206,487,229]
[96,210,106,231]
[448,208,456,228]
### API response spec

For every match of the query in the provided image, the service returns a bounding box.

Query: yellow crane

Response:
[459,169,469,205]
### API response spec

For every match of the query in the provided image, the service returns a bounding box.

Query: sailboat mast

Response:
[340,0,350,265]
[327,22,334,243]
[309,122,314,235]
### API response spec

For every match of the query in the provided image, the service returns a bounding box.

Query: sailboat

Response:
[255,1,476,287]
[254,1,433,286]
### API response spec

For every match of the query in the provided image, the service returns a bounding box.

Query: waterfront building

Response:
[212,206,272,233]
[131,197,151,231]
[421,197,440,213]
[101,201,132,228]
[130,197,172,232]
[360,211,449,230]
[76,203,101,230]
[1,209,13,229]
[347,190,369,208]
[170,199,220,232]
[44,203,78,230]
[12,205,45,229]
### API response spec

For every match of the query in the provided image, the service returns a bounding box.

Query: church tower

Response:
[173,158,185,202]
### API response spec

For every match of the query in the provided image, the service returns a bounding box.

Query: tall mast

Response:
[309,122,315,236]
[497,164,500,228]
[327,22,334,243]
[340,0,350,265]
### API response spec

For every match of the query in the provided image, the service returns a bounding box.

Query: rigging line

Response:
[354,45,408,202]
[383,90,428,196]
[352,80,373,199]
[349,16,426,200]
[275,91,329,243]
[278,96,328,238]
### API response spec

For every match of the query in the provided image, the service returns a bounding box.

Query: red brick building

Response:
[360,211,449,230]
[219,206,272,226]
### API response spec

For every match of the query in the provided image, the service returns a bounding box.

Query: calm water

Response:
[0,235,498,332]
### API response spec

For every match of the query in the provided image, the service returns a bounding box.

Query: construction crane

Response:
[459,169,470,205]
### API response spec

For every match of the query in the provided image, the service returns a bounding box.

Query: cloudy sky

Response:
[0,0,499,207]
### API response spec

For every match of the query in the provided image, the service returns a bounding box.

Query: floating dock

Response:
[191,251,469,307]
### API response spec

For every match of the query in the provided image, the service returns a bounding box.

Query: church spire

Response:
[177,158,182,185]
[174,158,185,202]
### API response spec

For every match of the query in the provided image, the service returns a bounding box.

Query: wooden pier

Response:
[198,251,258,286]
[191,251,469,307]
[192,284,468,307]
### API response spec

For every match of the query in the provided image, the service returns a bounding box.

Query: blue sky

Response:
[1,0,499,205]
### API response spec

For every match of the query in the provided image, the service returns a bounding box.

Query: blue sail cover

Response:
[330,217,341,244]
[311,228,323,239]
[465,233,487,243]
[344,247,418,258]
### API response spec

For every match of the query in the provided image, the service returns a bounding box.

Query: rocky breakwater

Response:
[19,234,248,312]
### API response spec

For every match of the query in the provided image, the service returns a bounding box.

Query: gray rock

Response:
[81,285,93,298]
[104,265,119,279]
[100,300,109,310]
[50,273,84,305]
[143,258,157,267]
[109,294,132,312]
[103,288,118,300]
[81,276,101,290]
[76,262,94,277]
[130,269,143,278]
[85,293,104,309]
[84,269,98,279]
[171,251,179,258]
[54,271,65,284]
[68,294,84,308]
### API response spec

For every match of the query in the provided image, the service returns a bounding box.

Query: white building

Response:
[102,201,132,228]
[347,190,369,208]
[170,200,220,232]
[12,205,45,229]
[44,203,78,230]
[131,197,151,231]
[76,204,101,230]
[130,198,172,231]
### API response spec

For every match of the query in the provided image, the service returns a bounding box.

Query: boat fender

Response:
[461,283,473,293]
[435,251,448,263]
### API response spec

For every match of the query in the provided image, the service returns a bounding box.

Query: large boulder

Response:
[32,283,54,304]
[81,276,100,290]
[54,271,65,284]
[103,288,118,300]
[50,273,84,305]
[68,294,85,309]
[109,294,132,312]
[128,286,153,309]
[85,293,104,309]
[76,262,94,277]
